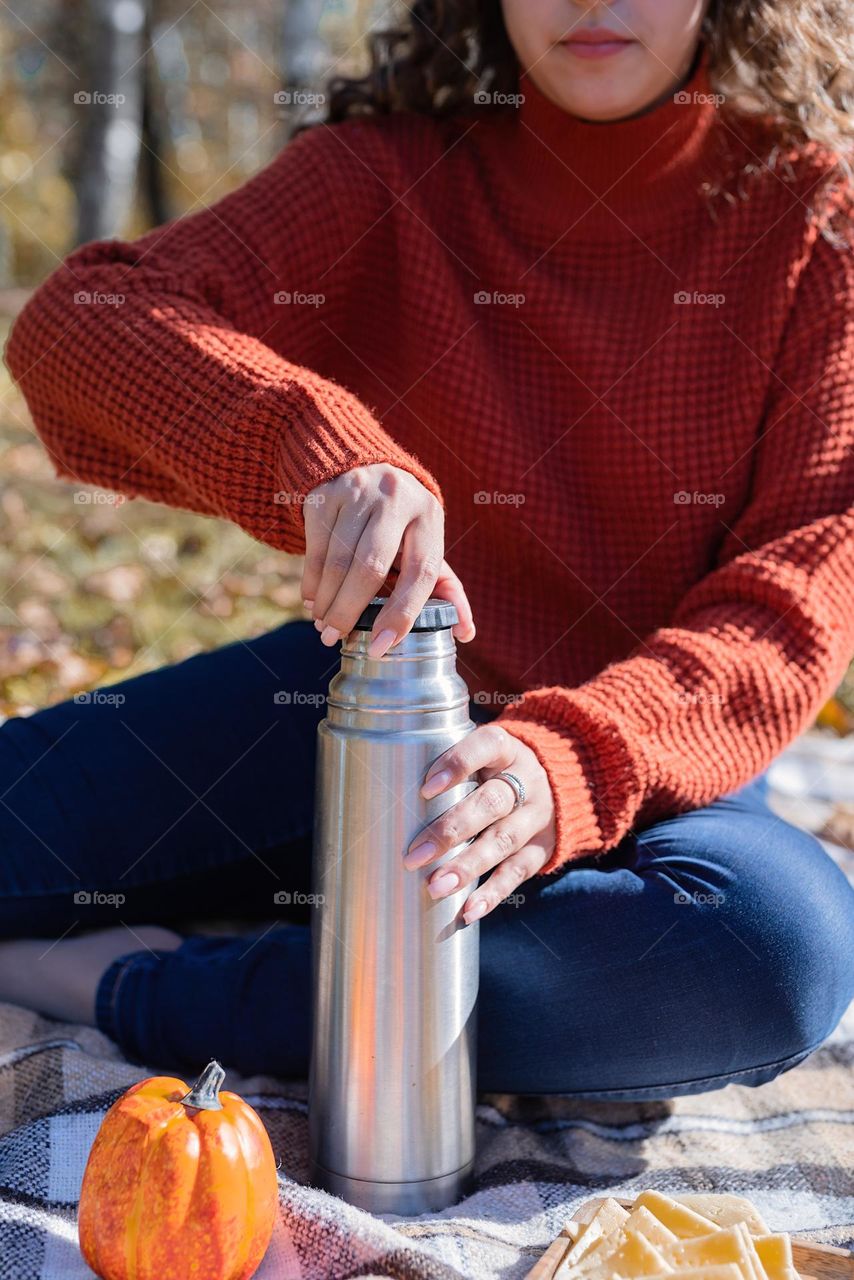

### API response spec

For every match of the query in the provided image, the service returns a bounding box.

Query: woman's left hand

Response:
[404,724,556,923]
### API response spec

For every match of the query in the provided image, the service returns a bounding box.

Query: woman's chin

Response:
[532,81,652,125]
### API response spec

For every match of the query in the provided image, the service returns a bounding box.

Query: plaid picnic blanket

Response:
[0,737,852,1280]
[0,1006,851,1279]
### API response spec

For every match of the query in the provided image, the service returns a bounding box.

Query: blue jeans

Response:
[1,620,852,1097]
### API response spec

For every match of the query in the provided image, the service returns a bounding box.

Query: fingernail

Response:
[404,840,436,868]
[428,871,459,899]
[303,598,314,610]
[320,625,340,646]
[314,618,325,632]
[368,627,397,658]
[464,898,488,921]
[422,769,452,798]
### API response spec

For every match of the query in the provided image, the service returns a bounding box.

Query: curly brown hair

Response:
[317,0,852,232]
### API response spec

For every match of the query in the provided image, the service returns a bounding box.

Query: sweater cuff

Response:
[224,379,445,551]
[494,716,602,874]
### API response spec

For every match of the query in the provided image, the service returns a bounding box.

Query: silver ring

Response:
[494,770,526,809]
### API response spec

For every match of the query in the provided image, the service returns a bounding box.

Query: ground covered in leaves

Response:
[0,302,305,717]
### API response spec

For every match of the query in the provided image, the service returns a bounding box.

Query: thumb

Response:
[432,560,476,642]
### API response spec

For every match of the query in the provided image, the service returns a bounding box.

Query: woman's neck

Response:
[472,39,729,236]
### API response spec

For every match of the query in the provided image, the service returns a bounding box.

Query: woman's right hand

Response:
[300,463,475,657]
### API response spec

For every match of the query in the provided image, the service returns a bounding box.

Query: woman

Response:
[1,0,853,1096]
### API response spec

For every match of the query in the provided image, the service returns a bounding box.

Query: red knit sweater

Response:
[5,44,854,874]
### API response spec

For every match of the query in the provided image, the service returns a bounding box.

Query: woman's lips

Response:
[559,36,636,60]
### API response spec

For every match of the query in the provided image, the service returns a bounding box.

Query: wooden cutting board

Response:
[525,1197,854,1280]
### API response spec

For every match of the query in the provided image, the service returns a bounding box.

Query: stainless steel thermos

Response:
[308,595,479,1214]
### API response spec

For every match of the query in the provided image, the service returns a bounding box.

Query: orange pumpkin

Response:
[78,1060,278,1280]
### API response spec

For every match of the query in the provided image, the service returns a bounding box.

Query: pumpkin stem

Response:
[180,1059,225,1112]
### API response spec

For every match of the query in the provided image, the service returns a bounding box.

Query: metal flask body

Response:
[308,596,479,1215]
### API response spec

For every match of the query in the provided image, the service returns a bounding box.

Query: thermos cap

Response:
[352,596,459,632]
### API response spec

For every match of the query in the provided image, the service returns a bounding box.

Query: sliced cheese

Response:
[562,1202,631,1269]
[676,1197,770,1238]
[634,1193,719,1240]
[753,1235,797,1280]
[558,1193,795,1280]
[580,1229,672,1279]
[659,1224,766,1280]
[643,1268,745,1280]
[733,1223,771,1280]
[625,1207,678,1251]
[568,1236,633,1278]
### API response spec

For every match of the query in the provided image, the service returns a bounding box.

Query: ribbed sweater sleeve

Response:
[497,225,854,874]
[3,126,444,555]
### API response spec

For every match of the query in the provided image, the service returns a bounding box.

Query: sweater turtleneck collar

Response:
[474,39,726,233]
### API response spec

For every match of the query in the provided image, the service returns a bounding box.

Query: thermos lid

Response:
[352,595,459,632]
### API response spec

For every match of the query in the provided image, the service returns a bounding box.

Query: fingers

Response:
[404,725,519,869]
[404,773,522,871]
[403,728,555,922]
[422,805,545,910]
[432,560,476,643]
[300,487,339,609]
[314,508,406,645]
[420,724,517,801]
[300,465,448,649]
[459,838,552,923]
[309,500,375,639]
[368,515,444,657]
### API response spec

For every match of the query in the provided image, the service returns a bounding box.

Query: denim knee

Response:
[638,805,854,1071]
[756,825,854,1058]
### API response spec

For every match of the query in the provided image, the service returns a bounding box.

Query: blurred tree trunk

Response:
[141,4,193,228]
[279,0,328,93]
[139,62,170,229]
[73,0,148,243]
